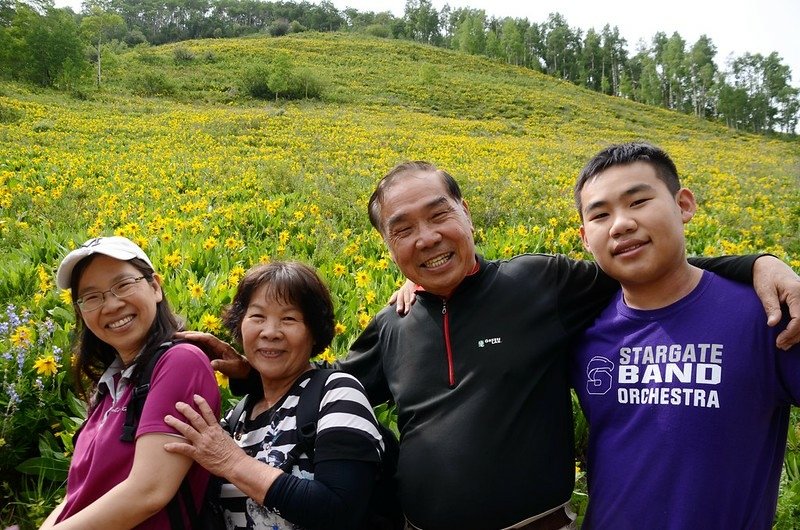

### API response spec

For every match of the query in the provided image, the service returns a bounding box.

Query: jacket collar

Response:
[414,254,486,301]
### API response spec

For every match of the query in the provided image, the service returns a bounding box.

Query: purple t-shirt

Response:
[58,343,221,528]
[572,272,800,529]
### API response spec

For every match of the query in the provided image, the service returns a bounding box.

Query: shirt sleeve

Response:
[339,313,393,406]
[689,254,760,284]
[555,254,762,334]
[314,372,383,464]
[136,343,221,438]
[263,459,376,530]
[774,320,800,406]
[555,254,620,335]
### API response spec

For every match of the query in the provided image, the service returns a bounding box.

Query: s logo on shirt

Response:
[586,356,615,395]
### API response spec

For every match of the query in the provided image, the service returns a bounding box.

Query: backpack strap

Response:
[121,341,175,442]
[294,368,336,462]
[221,394,251,438]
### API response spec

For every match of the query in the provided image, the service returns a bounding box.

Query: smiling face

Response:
[76,255,163,363]
[378,171,477,297]
[240,284,314,390]
[579,161,697,289]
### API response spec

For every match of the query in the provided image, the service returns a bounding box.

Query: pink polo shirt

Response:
[58,343,221,528]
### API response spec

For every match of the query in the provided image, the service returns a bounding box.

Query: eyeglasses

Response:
[76,276,147,312]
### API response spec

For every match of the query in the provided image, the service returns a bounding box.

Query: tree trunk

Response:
[96,35,102,88]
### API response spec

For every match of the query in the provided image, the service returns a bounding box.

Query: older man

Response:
[205,161,799,530]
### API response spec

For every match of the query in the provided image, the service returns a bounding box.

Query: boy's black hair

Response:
[574,142,681,219]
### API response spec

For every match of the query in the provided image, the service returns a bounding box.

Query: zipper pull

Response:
[441,299,447,315]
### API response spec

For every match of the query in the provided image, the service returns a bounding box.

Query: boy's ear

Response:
[676,188,697,224]
[579,225,591,252]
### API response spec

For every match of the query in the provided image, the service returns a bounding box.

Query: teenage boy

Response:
[572,142,800,529]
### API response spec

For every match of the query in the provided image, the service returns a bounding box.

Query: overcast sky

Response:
[53,0,800,87]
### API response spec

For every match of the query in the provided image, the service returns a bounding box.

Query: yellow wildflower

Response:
[33,355,59,377]
[203,237,218,250]
[215,371,229,389]
[358,312,370,329]
[334,322,347,335]
[317,347,336,365]
[164,251,182,268]
[200,314,222,332]
[332,264,347,277]
[355,271,369,288]
[229,265,246,286]
[59,289,73,305]
[10,326,33,347]
[189,281,204,299]
[37,264,53,292]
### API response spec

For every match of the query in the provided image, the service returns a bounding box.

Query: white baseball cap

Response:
[56,236,155,290]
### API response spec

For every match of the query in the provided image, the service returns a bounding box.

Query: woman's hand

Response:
[175,331,252,379]
[387,279,418,315]
[164,394,247,477]
[165,395,283,504]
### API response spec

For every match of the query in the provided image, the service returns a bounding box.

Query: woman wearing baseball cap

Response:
[41,236,221,529]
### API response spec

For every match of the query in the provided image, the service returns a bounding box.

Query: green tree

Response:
[662,32,688,110]
[542,13,581,82]
[637,53,663,106]
[600,24,627,96]
[581,27,603,90]
[404,0,439,45]
[686,35,717,117]
[523,22,545,71]
[81,5,125,87]
[6,5,86,87]
[453,9,486,55]
[498,17,524,66]
[717,78,749,129]
[267,52,292,101]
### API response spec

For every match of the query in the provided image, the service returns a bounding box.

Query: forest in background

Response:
[1,0,798,135]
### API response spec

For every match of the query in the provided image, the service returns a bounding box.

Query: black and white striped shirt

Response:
[218,370,383,529]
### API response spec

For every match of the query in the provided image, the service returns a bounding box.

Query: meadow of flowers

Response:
[1,32,799,527]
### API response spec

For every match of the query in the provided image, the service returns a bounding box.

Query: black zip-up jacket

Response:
[340,253,757,530]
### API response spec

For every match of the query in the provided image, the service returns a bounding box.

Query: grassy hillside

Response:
[1,31,799,527]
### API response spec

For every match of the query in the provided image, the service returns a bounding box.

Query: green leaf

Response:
[16,455,70,481]
[48,306,75,324]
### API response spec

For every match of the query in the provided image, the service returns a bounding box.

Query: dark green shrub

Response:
[133,70,176,96]
[173,46,195,64]
[364,24,390,39]
[268,19,289,37]
[32,119,54,132]
[0,104,24,124]
[293,67,325,99]
[241,64,271,99]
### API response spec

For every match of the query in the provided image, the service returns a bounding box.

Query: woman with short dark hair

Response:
[164,261,383,530]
